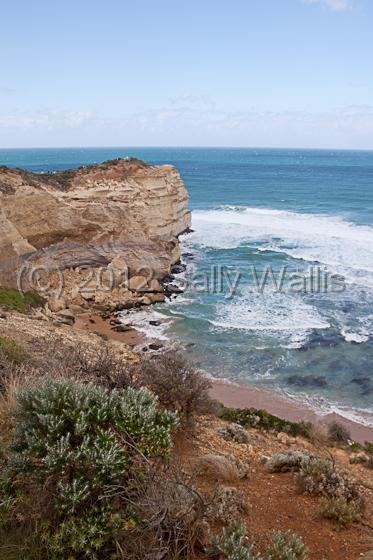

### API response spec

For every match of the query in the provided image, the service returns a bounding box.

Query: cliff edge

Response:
[0,158,191,312]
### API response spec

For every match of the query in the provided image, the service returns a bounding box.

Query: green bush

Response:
[0,288,44,313]
[295,457,360,503]
[0,336,28,364]
[266,451,312,473]
[209,525,309,560]
[0,378,178,558]
[318,497,361,530]
[209,524,262,560]
[219,406,313,439]
[266,530,308,560]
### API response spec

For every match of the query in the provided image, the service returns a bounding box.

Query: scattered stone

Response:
[149,320,161,326]
[147,279,163,292]
[81,293,94,302]
[149,342,163,351]
[139,296,152,305]
[93,331,108,341]
[128,275,148,291]
[0,312,7,319]
[55,309,75,326]
[148,293,166,304]
[171,263,186,274]
[48,297,67,313]
[218,422,250,444]
[115,302,136,311]
[89,318,95,324]
[164,284,183,295]
[68,304,85,315]
[113,324,133,333]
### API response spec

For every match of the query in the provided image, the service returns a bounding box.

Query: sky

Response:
[1,0,373,149]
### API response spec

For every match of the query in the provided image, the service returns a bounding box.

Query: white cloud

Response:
[1,102,373,149]
[303,0,353,12]
[0,109,97,130]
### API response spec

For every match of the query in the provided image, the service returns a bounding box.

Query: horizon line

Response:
[1,145,373,153]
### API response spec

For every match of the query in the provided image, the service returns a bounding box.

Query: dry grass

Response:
[137,350,213,425]
[194,454,246,483]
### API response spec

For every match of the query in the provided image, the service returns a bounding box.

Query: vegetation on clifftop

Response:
[0,288,44,313]
[0,336,369,558]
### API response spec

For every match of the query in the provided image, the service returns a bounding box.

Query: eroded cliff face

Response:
[0,159,191,311]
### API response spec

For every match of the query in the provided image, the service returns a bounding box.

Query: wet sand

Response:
[211,378,373,444]
[75,313,144,347]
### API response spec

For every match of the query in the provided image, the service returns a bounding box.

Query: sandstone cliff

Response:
[0,158,191,311]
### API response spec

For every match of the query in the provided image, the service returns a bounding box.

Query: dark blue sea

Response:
[1,147,373,425]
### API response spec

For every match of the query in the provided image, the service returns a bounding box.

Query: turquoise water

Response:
[1,147,373,423]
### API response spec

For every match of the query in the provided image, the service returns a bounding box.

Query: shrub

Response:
[209,524,262,560]
[266,530,308,560]
[266,451,312,473]
[219,407,313,439]
[64,342,136,389]
[295,457,360,502]
[327,421,351,445]
[130,467,208,559]
[218,422,250,443]
[195,454,247,482]
[206,485,250,525]
[0,378,178,558]
[318,497,361,529]
[34,340,137,390]
[209,526,309,560]
[0,336,28,364]
[138,351,212,424]
[0,288,44,313]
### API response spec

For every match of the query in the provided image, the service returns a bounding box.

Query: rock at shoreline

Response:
[149,342,163,351]
[113,324,133,333]
[287,374,328,388]
[171,263,186,274]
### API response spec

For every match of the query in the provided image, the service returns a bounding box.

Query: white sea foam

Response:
[118,308,173,342]
[191,207,373,288]
[341,330,369,344]
[281,389,373,427]
[212,290,330,337]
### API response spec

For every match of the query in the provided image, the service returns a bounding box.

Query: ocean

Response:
[1,147,373,425]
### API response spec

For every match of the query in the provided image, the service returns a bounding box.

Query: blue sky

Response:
[1,0,372,149]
